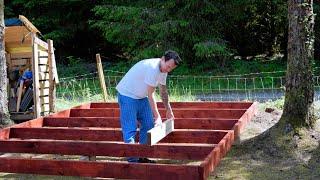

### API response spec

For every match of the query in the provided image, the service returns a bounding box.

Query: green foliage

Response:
[66,56,82,66]
[89,1,227,65]
[5,1,318,71]
[194,39,236,67]
[194,40,231,58]
[56,57,92,77]
[216,0,287,55]
[88,0,290,68]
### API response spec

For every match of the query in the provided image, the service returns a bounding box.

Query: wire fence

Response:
[56,69,320,102]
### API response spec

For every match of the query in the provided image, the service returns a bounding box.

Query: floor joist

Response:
[43,117,238,130]
[69,108,247,119]
[9,127,229,144]
[90,102,253,109]
[0,157,201,180]
[0,139,214,160]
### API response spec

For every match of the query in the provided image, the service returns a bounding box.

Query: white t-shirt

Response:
[116,58,167,99]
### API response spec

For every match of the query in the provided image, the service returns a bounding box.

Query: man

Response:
[116,50,182,163]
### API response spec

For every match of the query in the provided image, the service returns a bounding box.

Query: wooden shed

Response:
[5,15,59,121]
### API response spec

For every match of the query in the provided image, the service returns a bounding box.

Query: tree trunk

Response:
[281,0,315,130]
[0,0,10,124]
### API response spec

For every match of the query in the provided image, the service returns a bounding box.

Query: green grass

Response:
[56,73,286,104]
[56,91,197,111]
[54,57,320,111]
[55,57,293,99]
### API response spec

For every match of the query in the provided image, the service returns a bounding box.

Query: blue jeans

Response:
[117,93,154,162]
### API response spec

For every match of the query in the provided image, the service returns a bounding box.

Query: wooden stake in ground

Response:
[96,54,108,102]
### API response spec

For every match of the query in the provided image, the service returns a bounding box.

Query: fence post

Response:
[96,54,108,102]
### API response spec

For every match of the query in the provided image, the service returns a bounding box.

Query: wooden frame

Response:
[5,16,58,121]
[0,101,257,179]
[31,35,58,118]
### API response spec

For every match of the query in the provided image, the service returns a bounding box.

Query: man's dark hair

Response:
[164,50,182,65]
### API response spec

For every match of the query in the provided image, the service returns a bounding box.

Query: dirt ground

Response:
[211,102,320,180]
[1,102,320,179]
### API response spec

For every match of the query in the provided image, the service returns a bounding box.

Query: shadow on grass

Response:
[211,122,320,180]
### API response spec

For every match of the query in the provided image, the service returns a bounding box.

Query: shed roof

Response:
[4,15,42,53]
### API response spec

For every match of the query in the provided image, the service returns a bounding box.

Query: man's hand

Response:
[154,115,162,127]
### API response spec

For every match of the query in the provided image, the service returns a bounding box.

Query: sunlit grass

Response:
[56,86,198,111]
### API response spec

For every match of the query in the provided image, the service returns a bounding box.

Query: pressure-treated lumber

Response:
[0,139,214,160]
[43,117,238,130]
[147,118,174,145]
[199,131,234,179]
[90,102,253,109]
[69,108,247,119]
[9,127,228,144]
[0,158,201,180]
[233,102,258,137]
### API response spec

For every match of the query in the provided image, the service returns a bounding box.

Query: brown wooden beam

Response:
[69,108,246,119]
[175,118,238,130]
[9,128,228,144]
[0,139,214,160]
[200,131,234,179]
[0,158,202,180]
[0,128,10,140]
[48,109,70,117]
[44,117,238,130]
[90,102,253,109]
[44,117,121,128]
[234,102,258,137]
[161,130,229,144]
[14,117,44,128]
[71,103,91,109]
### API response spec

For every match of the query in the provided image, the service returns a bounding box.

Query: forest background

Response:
[5,0,320,76]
